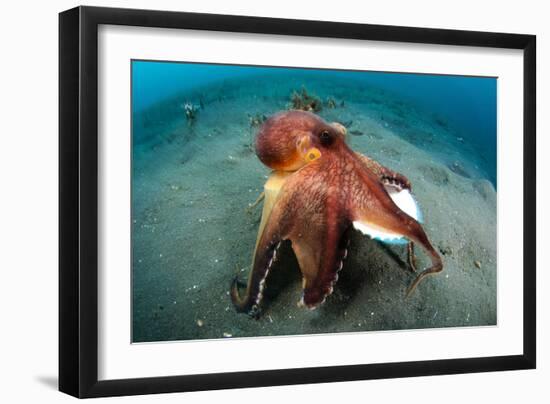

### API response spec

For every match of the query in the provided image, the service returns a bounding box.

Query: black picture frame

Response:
[59,5,536,398]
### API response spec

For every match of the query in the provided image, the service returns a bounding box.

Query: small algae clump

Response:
[289,86,322,112]
[325,96,337,109]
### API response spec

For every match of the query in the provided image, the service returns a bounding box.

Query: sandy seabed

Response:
[131,73,497,342]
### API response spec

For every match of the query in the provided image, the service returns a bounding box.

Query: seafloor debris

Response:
[289,86,322,112]
[182,101,201,125]
[439,245,453,256]
[248,112,267,128]
[325,96,337,108]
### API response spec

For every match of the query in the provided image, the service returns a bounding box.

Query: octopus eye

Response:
[319,130,333,146]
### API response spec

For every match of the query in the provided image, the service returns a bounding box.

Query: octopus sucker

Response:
[231,110,443,317]
[231,239,280,317]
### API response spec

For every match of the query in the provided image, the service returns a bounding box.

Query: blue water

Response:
[132,60,497,184]
[353,72,497,172]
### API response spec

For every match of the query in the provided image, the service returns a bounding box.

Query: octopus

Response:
[231,110,443,317]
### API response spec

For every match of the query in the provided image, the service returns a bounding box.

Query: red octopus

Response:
[231,110,443,317]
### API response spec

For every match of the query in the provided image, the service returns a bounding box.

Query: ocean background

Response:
[131,60,497,342]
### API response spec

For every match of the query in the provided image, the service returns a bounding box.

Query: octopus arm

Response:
[349,169,443,296]
[291,224,350,309]
[231,192,289,316]
[231,173,304,316]
[355,152,411,191]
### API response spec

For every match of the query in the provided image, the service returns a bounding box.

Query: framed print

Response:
[59,6,536,398]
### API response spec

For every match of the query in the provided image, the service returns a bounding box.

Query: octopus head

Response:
[255,110,347,171]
